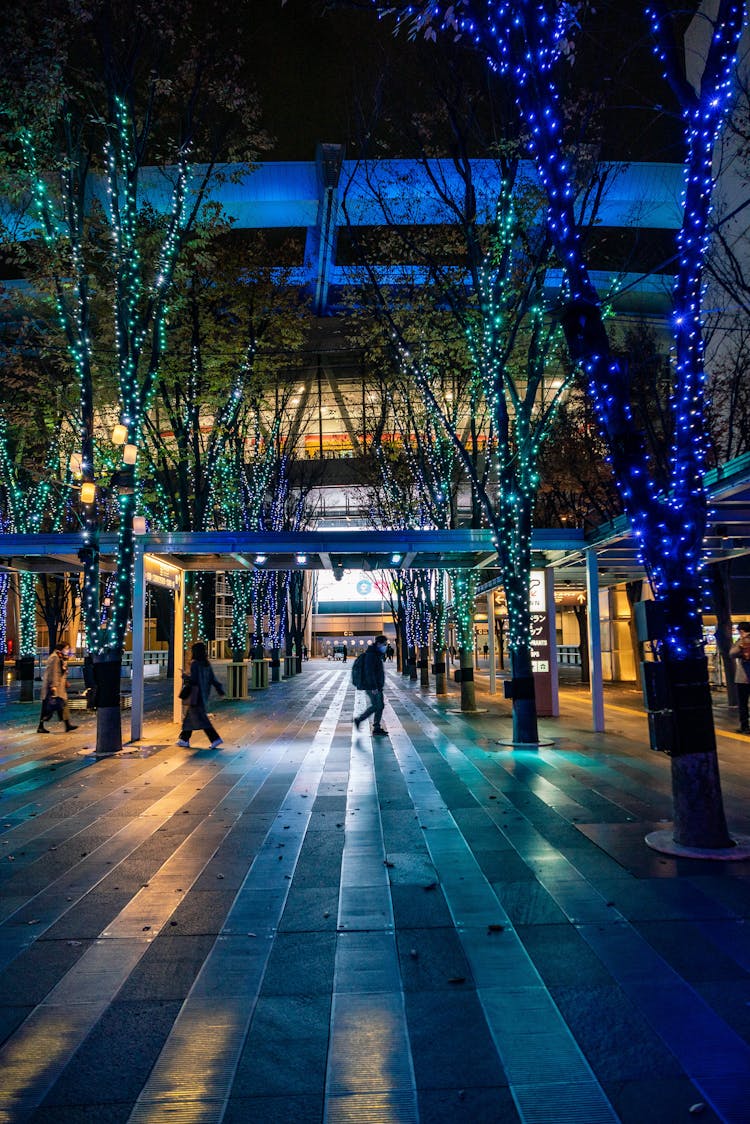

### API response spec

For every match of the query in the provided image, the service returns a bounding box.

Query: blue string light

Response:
[380,0,744,663]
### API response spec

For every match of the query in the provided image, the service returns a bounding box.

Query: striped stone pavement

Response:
[0,664,749,1123]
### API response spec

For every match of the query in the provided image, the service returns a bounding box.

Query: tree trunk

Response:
[17,656,35,703]
[434,645,447,696]
[665,650,732,847]
[38,575,66,655]
[407,645,417,680]
[94,656,122,755]
[495,618,505,671]
[573,603,590,686]
[670,741,731,849]
[284,633,296,678]
[419,644,430,688]
[510,646,539,745]
[395,595,405,673]
[660,588,732,849]
[458,647,476,711]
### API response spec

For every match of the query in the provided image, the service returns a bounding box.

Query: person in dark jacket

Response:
[177,642,225,748]
[353,634,388,736]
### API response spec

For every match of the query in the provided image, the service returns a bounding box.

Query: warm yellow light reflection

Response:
[0,1010,88,1122]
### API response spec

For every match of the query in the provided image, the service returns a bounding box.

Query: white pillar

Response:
[586,548,605,733]
[173,568,186,725]
[487,592,497,695]
[304,571,314,655]
[129,546,146,742]
[545,567,559,717]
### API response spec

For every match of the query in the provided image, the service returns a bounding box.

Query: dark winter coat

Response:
[183,658,224,732]
[361,644,385,691]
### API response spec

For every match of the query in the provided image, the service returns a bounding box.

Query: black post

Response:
[17,655,35,703]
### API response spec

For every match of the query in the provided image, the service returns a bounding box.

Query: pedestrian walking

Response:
[303,644,308,661]
[353,634,388,736]
[38,642,78,733]
[729,621,750,734]
[342,643,348,663]
[177,642,226,748]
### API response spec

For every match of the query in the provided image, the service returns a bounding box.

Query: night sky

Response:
[251,1,685,163]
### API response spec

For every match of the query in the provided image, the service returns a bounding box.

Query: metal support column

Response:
[304,571,314,657]
[545,567,559,717]
[129,545,146,742]
[487,592,497,695]
[586,548,605,733]
[173,568,186,725]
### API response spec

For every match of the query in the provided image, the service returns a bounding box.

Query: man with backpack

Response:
[352,635,388,736]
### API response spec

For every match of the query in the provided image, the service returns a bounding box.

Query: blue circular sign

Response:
[356,578,373,596]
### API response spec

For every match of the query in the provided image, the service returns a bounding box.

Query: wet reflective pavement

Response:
[0,665,749,1123]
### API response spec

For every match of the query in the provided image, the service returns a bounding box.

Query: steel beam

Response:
[173,568,186,726]
[129,545,146,743]
[487,592,497,696]
[586,549,605,734]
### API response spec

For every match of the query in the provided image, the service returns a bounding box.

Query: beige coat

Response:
[42,651,68,701]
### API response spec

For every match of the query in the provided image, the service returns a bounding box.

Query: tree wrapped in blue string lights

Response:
[377,0,745,848]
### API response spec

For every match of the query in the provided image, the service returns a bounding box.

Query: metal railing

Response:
[121,650,169,669]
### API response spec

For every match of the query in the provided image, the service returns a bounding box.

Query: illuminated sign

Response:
[317,570,388,605]
[144,556,182,592]
[530,569,555,716]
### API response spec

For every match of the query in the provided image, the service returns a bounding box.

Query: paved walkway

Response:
[0,665,749,1124]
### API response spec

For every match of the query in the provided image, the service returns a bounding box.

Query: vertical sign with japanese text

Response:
[529,569,559,717]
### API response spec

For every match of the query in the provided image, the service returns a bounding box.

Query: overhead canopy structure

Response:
[543,450,750,586]
[0,527,584,577]
[3,445,750,582]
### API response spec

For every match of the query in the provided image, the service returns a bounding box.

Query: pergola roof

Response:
[0,527,583,577]
[545,451,750,586]
[2,453,749,587]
